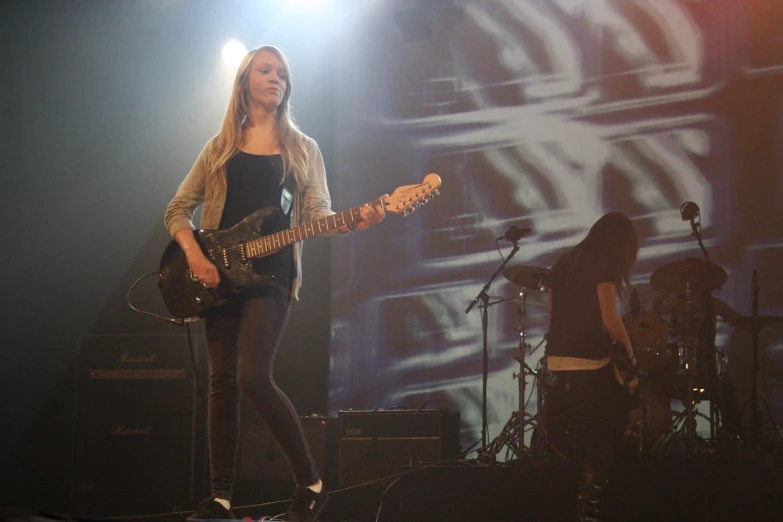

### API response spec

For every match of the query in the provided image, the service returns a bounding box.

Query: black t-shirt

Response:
[546,250,616,360]
[218,151,294,287]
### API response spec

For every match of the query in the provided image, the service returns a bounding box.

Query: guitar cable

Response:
[126,271,199,326]
[125,271,209,419]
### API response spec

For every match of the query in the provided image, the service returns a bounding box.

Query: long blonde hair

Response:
[207,45,309,196]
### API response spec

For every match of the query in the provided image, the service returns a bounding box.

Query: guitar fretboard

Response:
[243,198,383,258]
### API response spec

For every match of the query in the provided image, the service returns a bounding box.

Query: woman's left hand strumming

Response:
[350,195,387,231]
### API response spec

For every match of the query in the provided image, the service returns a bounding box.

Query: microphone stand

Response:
[466,241,520,457]
[687,213,721,449]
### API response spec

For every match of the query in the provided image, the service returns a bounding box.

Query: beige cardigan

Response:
[164,134,343,300]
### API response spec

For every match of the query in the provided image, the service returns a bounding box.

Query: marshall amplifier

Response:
[71,334,201,503]
[338,409,460,487]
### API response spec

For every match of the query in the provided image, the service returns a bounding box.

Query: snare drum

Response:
[623,311,673,372]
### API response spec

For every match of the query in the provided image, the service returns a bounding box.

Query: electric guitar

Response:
[159,173,441,319]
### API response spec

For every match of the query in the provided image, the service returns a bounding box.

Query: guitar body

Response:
[159,207,283,319]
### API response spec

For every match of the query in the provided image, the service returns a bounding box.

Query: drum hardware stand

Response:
[511,289,536,456]
[684,276,698,452]
[738,270,783,447]
[680,203,724,442]
[684,203,723,450]
[483,289,549,462]
[647,276,703,457]
[514,289,530,449]
[530,353,552,457]
[465,240,520,457]
[651,204,730,457]
[650,403,713,458]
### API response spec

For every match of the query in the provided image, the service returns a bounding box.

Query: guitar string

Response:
[220,197,388,260]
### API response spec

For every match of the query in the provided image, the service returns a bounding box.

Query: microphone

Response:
[630,287,642,315]
[497,225,533,243]
[680,201,700,221]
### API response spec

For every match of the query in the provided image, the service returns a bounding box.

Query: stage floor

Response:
[55,454,783,522]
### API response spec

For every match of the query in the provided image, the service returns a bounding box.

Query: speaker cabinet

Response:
[71,335,200,503]
[338,409,460,487]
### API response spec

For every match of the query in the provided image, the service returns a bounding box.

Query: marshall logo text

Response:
[116,352,158,364]
[111,425,153,436]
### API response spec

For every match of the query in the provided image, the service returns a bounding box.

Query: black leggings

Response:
[204,285,318,501]
[545,364,628,483]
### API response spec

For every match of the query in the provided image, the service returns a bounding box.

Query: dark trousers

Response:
[545,364,628,483]
[204,285,318,501]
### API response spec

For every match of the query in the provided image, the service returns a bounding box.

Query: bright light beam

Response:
[284,0,332,14]
[222,40,247,68]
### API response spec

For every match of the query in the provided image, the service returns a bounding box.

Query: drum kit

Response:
[476,258,782,463]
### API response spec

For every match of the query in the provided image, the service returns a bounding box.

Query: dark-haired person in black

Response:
[544,212,639,522]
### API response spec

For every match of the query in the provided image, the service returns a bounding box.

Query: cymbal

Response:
[502,265,550,291]
[650,258,727,296]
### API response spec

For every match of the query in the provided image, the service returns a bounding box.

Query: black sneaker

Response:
[186,497,236,521]
[283,486,329,522]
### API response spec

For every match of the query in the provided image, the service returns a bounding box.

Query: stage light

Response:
[221,40,247,68]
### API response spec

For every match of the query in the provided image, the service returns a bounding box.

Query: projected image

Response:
[330,0,783,451]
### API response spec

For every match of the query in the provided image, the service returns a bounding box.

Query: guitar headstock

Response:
[384,173,442,216]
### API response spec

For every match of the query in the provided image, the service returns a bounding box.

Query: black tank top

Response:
[219,151,294,288]
[546,250,616,360]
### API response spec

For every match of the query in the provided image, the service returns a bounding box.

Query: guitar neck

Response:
[244,198,382,259]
